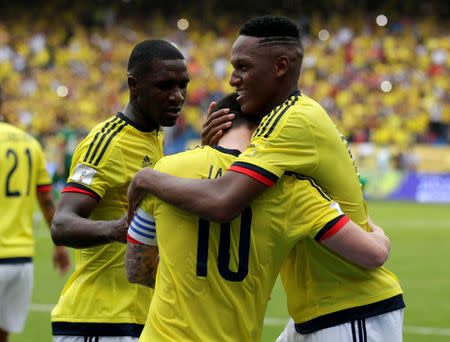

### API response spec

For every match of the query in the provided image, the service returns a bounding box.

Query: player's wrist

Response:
[107,219,127,243]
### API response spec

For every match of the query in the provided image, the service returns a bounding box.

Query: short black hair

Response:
[215,92,261,131]
[127,39,184,77]
[239,16,301,48]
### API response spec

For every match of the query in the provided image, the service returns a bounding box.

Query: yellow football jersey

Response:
[51,113,163,336]
[229,92,404,331]
[281,239,404,333]
[230,91,367,227]
[136,145,348,342]
[0,122,52,260]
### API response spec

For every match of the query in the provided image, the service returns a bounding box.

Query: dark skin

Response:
[127,35,301,223]
[51,193,128,248]
[52,58,189,248]
[200,101,234,146]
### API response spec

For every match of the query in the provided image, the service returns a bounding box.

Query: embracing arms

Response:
[51,192,127,248]
[321,216,390,269]
[127,169,267,224]
[125,242,159,288]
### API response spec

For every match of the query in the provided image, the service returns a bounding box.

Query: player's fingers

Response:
[127,205,135,226]
[201,109,230,137]
[202,108,231,128]
[60,258,70,275]
[201,113,232,141]
[204,120,232,145]
[209,130,224,146]
[206,101,217,119]
[201,114,233,145]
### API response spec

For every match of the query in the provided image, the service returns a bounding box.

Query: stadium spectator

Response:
[0,87,70,342]
[50,40,189,341]
[126,16,405,341]
[0,6,448,155]
[125,92,391,341]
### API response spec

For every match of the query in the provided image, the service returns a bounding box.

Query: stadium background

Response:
[0,0,448,341]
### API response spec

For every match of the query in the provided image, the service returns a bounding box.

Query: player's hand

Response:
[127,170,150,225]
[53,245,71,275]
[110,214,129,244]
[368,215,384,234]
[201,102,234,146]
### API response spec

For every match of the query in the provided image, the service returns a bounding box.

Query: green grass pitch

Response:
[10,201,450,342]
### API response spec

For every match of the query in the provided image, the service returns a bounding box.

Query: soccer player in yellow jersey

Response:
[125,93,390,342]
[50,40,189,342]
[0,88,70,342]
[127,17,404,341]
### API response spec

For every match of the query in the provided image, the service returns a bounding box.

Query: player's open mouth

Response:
[167,108,181,116]
[236,90,247,103]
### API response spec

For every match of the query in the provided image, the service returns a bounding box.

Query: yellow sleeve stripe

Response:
[83,116,127,166]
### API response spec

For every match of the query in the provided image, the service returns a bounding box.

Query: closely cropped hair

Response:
[240,16,300,40]
[127,39,184,77]
[215,93,261,131]
[214,92,242,115]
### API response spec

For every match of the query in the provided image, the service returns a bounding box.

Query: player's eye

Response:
[157,81,173,90]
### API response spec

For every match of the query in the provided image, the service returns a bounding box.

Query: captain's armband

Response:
[127,207,157,246]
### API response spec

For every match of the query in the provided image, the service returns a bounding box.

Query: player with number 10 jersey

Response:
[135,145,350,342]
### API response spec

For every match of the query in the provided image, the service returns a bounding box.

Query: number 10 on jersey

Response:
[196,207,252,282]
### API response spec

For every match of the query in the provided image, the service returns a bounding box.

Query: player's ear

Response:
[128,75,138,95]
[273,55,289,78]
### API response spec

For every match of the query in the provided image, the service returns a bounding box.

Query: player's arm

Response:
[319,217,391,269]
[127,168,267,224]
[125,207,159,288]
[37,189,71,275]
[125,242,158,288]
[51,192,128,248]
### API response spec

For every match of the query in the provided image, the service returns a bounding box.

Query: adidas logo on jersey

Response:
[142,155,152,168]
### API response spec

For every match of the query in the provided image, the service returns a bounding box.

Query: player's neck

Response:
[122,102,158,132]
[218,126,253,153]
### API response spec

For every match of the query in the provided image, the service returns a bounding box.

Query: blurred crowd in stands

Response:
[0,3,448,185]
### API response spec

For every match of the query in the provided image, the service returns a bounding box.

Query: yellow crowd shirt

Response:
[0,122,52,260]
[51,113,163,337]
[132,145,349,342]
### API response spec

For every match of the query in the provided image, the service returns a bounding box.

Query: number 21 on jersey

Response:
[4,148,32,197]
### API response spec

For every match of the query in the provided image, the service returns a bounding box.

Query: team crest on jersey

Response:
[142,155,152,168]
[71,164,97,186]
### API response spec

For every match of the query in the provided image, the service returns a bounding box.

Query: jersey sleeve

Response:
[62,138,127,201]
[34,140,52,192]
[229,107,318,186]
[284,176,348,242]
